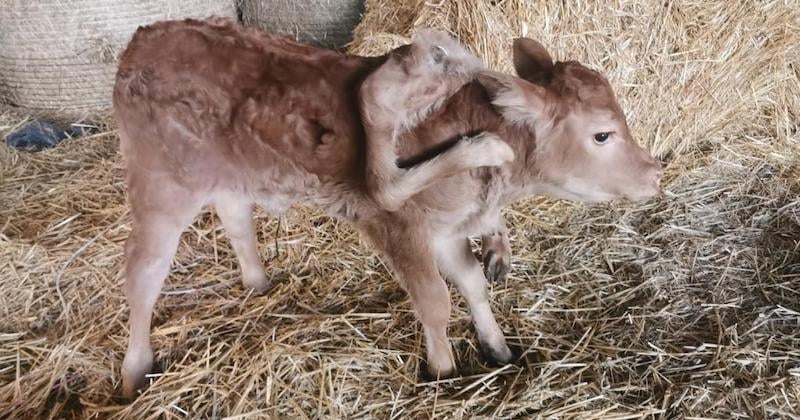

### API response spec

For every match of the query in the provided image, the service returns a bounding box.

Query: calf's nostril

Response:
[653,168,664,183]
[652,161,665,177]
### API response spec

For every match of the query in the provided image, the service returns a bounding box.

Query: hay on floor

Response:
[1,0,800,418]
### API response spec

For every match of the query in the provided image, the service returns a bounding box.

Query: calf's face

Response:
[480,39,663,203]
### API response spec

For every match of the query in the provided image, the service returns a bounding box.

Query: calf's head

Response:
[479,39,663,203]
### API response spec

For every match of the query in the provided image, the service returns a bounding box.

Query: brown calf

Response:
[113,17,663,398]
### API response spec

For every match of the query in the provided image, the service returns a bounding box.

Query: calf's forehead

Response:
[553,62,621,108]
[572,84,629,124]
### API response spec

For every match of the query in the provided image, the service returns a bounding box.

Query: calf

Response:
[113,17,663,398]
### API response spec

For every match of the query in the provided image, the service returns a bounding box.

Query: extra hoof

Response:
[482,249,510,283]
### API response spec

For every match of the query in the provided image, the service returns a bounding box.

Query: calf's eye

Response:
[593,132,612,144]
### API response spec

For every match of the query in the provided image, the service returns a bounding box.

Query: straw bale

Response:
[239,0,365,49]
[1,0,799,418]
[0,0,236,117]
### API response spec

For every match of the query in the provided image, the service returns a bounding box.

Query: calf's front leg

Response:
[361,221,455,377]
[435,236,513,364]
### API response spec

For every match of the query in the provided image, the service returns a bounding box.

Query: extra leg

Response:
[214,197,270,292]
[121,181,202,398]
[359,31,510,212]
[369,133,515,211]
[434,235,513,364]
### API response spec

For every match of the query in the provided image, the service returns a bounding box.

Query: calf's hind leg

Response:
[121,181,203,398]
[215,198,270,292]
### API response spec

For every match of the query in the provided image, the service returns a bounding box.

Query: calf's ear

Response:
[477,71,546,127]
[513,38,554,84]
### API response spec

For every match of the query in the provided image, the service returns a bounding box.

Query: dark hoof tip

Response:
[419,361,457,382]
[480,342,520,367]
[112,392,134,404]
[483,250,510,283]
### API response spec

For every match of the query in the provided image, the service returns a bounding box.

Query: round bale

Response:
[0,0,236,117]
[239,0,364,49]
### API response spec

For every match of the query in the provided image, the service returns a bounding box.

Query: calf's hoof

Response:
[121,349,153,399]
[422,346,457,380]
[422,361,457,381]
[242,272,272,293]
[482,249,510,283]
[481,341,515,367]
[464,133,515,168]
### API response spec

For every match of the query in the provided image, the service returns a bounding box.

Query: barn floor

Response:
[2,1,800,418]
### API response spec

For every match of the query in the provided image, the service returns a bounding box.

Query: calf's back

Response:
[113,18,390,207]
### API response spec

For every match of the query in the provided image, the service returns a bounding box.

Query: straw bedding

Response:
[1,0,799,418]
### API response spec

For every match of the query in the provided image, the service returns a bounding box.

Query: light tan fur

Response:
[112,18,663,398]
